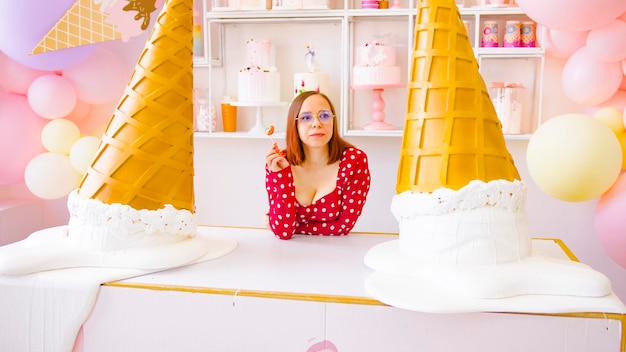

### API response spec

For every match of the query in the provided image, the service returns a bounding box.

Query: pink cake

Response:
[238,39,281,102]
[352,41,401,87]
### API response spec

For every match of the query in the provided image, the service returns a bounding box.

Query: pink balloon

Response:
[620,74,626,90]
[543,28,588,59]
[65,100,93,125]
[77,100,118,136]
[562,47,622,106]
[0,52,48,94]
[593,89,626,113]
[0,93,46,184]
[62,47,128,105]
[0,0,97,71]
[517,0,626,32]
[27,74,77,119]
[587,20,626,63]
[595,172,626,269]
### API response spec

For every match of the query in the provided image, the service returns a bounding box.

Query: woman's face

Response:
[296,94,334,149]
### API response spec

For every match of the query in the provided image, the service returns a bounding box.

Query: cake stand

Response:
[231,101,288,135]
[352,84,404,130]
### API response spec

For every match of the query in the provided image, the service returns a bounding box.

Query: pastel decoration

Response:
[561,47,622,106]
[65,100,93,125]
[586,20,626,63]
[516,0,626,32]
[41,119,81,155]
[62,47,128,105]
[619,133,626,169]
[542,28,588,59]
[593,107,625,136]
[594,89,626,113]
[0,93,46,184]
[69,136,101,174]
[527,113,622,202]
[76,100,118,136]
[0,0,98,71]
[0,52,47,95]
[24,152,82,200]
[32,0,121,54]
[27,74,78,119]
[595,172,626,269]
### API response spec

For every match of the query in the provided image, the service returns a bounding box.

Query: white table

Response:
[79,227,626,352]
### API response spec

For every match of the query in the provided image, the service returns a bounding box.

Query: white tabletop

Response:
[111,227,580,302]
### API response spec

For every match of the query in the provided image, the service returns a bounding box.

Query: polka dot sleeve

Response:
[265,165,299,240]
[297,148,371,236]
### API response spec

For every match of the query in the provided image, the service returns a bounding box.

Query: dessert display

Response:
[364,0,613,314]
[238,39,281,103]
[352,41,401,87]
[293,44,330,96]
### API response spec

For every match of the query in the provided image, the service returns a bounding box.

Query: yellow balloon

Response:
[619,132,626,169]
[41,119,81,154]
[593,107,625,135]
[69,136,101,174]
[527,114,623,202]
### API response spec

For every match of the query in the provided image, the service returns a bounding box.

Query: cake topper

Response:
[305,44,317,73]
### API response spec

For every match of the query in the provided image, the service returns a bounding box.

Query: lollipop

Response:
[266,125,285,157]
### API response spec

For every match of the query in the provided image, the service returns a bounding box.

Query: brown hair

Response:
[284,91,353,166]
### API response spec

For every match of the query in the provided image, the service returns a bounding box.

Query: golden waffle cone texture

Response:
[32,0,121,54]
[396,0,520,194]
[78,0,195,212]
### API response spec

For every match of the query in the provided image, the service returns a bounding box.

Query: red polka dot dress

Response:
[265,147,371,240]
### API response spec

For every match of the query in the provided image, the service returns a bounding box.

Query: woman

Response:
[265,91,371,240]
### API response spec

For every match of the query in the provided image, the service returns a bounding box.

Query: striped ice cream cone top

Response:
[396,0,520,194]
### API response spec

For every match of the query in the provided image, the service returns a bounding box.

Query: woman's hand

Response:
[266,142,289,172]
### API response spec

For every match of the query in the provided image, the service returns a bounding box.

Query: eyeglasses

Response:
[296,110,334,125]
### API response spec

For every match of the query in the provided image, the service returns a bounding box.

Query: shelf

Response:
[460,6,526,15]
[199,0,544,139]
[195,131,286,139]
[476,47,544,57]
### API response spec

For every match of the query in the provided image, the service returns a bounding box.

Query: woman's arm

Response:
[265,165,299,240]
[296,148,371,236]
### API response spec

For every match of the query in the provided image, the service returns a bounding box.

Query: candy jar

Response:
[196,97,216,132]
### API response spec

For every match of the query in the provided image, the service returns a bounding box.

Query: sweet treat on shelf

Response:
[293,44,330,96]
[352,41,401,87]
[238,39,281,102]
[490,81,525,134]
[364,0,612,312]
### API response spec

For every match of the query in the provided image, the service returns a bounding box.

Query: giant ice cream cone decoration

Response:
[396,0,520,194]
[78,0,195,212]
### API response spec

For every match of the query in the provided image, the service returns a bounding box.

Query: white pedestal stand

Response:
[231,101,288,135]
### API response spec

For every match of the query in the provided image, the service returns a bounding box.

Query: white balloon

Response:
[24,152,81,199]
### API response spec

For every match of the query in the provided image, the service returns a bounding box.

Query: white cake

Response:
[352,41,401,87]
[294,45,330,96]
[391,179,531,265]
[238,39,281,102]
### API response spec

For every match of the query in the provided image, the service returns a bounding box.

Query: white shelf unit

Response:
[195,2,544,140]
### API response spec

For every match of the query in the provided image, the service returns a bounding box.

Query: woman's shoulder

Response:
[341,147,369,165]
[342,146,368,158]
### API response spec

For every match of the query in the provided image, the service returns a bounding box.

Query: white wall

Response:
[193,56,626,301]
